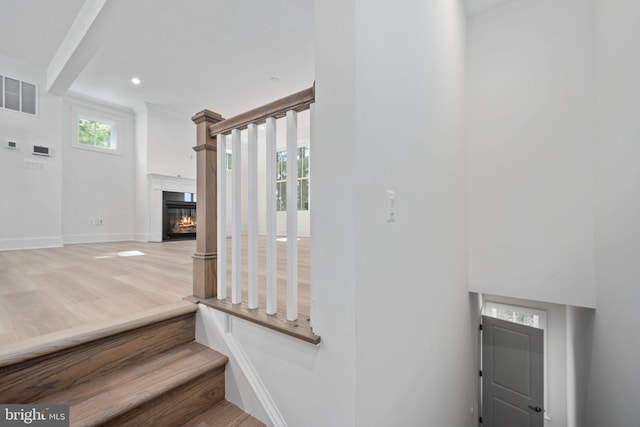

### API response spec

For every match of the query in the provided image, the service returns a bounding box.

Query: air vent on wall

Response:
[32,145,50,156]
[1,75,37,115]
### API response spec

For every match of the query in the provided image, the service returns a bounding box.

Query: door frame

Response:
[481,301,549,423]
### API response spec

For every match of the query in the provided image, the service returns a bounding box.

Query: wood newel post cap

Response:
[192,109,224,125]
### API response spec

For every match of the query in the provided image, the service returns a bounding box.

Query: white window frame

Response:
[71,105,121,155]
[482,301,550,423]
[275,146,309,212]
[0,75,38,116]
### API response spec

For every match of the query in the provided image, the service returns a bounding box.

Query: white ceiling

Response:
[0,0,86,66]
[0,0,513,117]
[0,0,314,117]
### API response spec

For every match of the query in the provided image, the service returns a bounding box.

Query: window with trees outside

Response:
[79,118,114,150]
[276,146,309,211]
[71,105,121,155]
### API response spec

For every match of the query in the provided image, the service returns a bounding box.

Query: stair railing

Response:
[191,85,316,340]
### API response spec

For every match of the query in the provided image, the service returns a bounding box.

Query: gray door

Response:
[482,315,544,427]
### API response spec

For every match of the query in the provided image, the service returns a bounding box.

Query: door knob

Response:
[528,405,543,413]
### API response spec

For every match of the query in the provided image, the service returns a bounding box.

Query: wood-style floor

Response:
[0,237,310,347]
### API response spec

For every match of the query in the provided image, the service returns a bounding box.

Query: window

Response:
[71,105,121,155]
[226,151,232,171]
[276,146,309,211]
[0,75,37,115]
[78,117,114,149]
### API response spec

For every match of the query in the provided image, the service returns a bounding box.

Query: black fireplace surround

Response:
[163,191,196,241]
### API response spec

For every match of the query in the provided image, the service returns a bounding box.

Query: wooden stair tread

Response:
[183,400,266,427]
[1,305,198,404]
[44,342,227,426]
[0,300,197,367]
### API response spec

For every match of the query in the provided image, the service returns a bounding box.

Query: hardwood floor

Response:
[0,237,310,347]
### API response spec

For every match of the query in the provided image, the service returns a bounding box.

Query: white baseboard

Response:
[196,306,287,427]
[62,233,134,244]
[0,236,64,252]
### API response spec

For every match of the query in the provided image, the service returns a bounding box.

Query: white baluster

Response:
[247,123,258,309]
[217,133,227,300]
[286,110,298,321]
[231,128,242,304]
[265,117,277,314]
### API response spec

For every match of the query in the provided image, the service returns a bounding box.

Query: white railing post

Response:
[217,133,227,300]
[286,110,298,321]
[266,117,278,315]
[231,128,242,304]
[247,123,259,309]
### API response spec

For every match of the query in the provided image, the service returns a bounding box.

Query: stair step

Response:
[183,400,266,427]
[0,301,198,404]
[46,342,228,426]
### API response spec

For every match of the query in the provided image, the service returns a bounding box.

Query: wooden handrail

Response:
[208,84,315,136]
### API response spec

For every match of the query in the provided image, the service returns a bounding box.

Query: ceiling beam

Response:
[46,0,125,95]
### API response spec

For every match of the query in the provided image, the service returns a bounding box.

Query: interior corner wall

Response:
[586,0,640,425]
[467,0,597,308]
[0,54,63,250]
[354,1,474,426]
[134,104,149,241]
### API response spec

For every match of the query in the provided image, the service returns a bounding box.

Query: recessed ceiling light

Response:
[131,77,141,85]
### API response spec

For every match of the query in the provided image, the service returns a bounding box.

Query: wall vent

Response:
[1,75,37,116]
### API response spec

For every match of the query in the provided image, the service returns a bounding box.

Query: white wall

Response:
[353,1,473,426]
[586,0,640,425]
[134,104,149,241]
[146,104,196,179]
[198,2,473,426]
[566,305,594,427]
[61,95,135,243]
[467,0,597,308]
[0,54,63,250]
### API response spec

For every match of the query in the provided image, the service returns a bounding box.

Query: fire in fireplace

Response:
[163,191,197,241]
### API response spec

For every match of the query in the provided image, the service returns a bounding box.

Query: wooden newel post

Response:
[191,109,224,299]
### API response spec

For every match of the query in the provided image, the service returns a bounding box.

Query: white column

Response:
[265,117,277,314]
[247,123,259,309]
[286,110,298,321]
[231,128,242,304]
[217,133,227,300]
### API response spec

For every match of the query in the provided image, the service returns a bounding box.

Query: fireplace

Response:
[163,191,197,241]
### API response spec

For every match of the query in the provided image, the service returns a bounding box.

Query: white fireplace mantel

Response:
[147,174,196,242]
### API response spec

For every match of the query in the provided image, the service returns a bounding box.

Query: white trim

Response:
[200,307,287,427]
[62,233,135,245]
[0,237,63,252]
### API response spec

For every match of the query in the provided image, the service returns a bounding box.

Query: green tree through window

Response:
[79,118,113,149]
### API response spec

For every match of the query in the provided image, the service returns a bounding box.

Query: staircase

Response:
[0,301,265,427]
